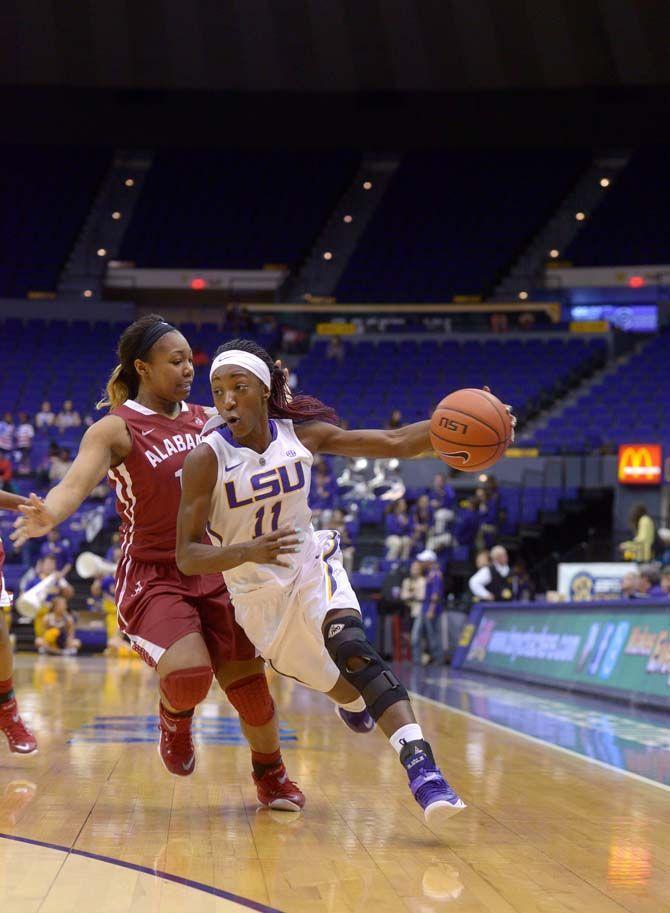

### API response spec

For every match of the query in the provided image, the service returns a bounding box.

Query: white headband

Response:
[209,350,272,389]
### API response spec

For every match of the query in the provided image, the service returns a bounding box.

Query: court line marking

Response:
[409,689,670,794]
[0,831,286,913]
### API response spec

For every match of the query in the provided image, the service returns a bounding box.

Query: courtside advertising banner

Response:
[462,603,670,708]
[557,562,637,601]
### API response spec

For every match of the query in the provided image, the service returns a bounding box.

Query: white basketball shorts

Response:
[230,529,361,693]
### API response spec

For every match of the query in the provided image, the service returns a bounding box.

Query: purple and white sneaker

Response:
[400,739,466,826]
[334,702,375,734]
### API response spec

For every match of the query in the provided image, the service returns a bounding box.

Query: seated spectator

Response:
[411,494,433,552]
[35,400,55,429]
[35,595,80,656]
[82,413,95,429]
[453,499,480,553]
[325,336,345,363]
[410,550,445,666]
[509,559,535,601]
[0,453,15,493]
[330,508,355,574]
[55,400,81,431]
[427,473,456,524]
[661,567,670,597]
[39,529,72,570]
[475,478,501,550]
[620,570,641,599]
[0,413,15,454]
[468,545,512,601]
[619,504,655,562]
[192,347,210,367]
[385,498,413,561]
[49,447,73,483]
[309,458,336,528]
[637,565,665,597]
[386,408,403,430]
[655,528,670,564]
[15,412,34,454]
[474,548,490,569]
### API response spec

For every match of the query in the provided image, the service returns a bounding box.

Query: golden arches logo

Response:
[618,444,662,484]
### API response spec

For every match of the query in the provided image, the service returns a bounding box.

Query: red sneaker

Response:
[157,704,196,776]
[0,699,38,754]
[253,763,305,811]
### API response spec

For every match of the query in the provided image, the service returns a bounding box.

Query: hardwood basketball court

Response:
[1,654,668,913]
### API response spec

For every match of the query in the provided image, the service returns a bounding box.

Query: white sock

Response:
[389,723,423,754]
[338,696,366,713]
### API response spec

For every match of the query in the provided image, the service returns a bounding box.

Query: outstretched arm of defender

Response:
[0,491,30,512]
[176,445,302,575]
[11,415,130,546]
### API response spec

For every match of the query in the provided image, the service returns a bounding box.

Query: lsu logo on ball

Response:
[439,417,469,434]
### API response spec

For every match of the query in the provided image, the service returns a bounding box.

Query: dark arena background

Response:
[1,3,670,912]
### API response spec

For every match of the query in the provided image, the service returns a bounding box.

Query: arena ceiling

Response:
[2,0,670,93]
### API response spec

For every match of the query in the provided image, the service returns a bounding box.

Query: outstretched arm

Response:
[11,415,130,546]
[0,491,29,512]
[175,444,301,575]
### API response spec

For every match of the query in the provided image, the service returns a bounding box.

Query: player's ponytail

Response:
[214,339,339,426]
[97,313,170,410]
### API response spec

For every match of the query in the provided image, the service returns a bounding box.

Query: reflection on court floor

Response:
[2,654,670,913]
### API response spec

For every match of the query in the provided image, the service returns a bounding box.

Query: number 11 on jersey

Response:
[253,502,282,538]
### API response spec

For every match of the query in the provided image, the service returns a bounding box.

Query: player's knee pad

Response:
[225,673,275,726]
[324,616,407,721]
[160,665,213,712]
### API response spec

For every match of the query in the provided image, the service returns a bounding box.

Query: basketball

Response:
[429,388,512,471]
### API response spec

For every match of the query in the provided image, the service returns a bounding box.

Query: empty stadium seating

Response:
[565,148,670,266]
[119,150,359,269]
[334,149,590,302]
[295,336,606,428]
[0,147,110,297]
[520,328,670,453]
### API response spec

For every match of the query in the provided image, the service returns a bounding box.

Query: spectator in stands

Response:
[309,457,336,528]
[411,494,433,553]
[325,336,345,363]
[0,453,14,493]
[49,447,73,483]
[636,565,665,598]
[655,529,670,565]
[468,545,512,602]
[192,347,209,367]
[509,559,535,602]
[475,478,501,550]
[410,550,445,666]
[620,571,641,599]
[660,567,670,597]
[518,312,536,331]
[386,409,404,430]
[401,560,426,628]
[39,529,72,570]
[0,413,15,454]
[20,556,74,602]
[490,313,509,333]
[453,499,480,553]
[35,595,80,656]
[619,504,655,562]
[15,413,34,455]
[82,413,95,429]
[35,400,55,429]
[427,472,456,522]
[385,498,413,561]
[55,400,81,431]
[330,508,355,575]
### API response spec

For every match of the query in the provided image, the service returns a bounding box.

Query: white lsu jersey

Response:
[201,417,317,596]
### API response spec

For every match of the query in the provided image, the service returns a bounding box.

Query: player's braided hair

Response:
[214,338,339,426]
[97,314,171,409]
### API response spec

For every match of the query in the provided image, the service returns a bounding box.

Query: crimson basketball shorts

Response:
[115,560,256,669]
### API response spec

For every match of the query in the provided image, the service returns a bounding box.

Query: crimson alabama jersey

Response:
[0,536,9,607]
[108,399,208,564]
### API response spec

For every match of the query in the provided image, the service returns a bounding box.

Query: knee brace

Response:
[160,665,213,712]
[226,673,275,726]
[324,616,407,720]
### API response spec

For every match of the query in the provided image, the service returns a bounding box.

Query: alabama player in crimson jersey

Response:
[13,315,303,810]
[0,490,38,754]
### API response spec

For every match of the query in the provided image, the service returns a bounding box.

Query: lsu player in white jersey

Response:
[176,339,514,827]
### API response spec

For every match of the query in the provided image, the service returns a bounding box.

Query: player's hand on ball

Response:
[11,493,53,547]
[246,525,304,568]
[483,385,516,442]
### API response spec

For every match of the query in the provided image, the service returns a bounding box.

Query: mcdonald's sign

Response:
[618,444,662,485]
